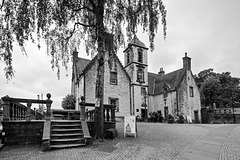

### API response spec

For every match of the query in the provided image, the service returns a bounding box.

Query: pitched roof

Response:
[75,53,130,81]
[148,72,158,95]
[123,35,148,52]
[75,57,91,76]
[130,35,147,48]
[153,69,185,95]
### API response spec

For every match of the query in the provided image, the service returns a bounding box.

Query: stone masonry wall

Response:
[104,55,131,116]
[152,91,176,118]
[178,70,201,122]
[84,54,131,117]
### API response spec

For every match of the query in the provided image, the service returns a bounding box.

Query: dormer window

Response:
[138,49,143,63]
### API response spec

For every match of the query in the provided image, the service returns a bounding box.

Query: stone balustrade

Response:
[1,93,52,121]
[80,97,116,122]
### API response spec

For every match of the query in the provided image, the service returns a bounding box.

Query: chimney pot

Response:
[158,67,165,76]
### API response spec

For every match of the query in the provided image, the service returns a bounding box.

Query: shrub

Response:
[178,114,185,123]
[168,114,174,123]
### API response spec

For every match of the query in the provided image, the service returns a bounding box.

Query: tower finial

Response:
[185,52,187,57]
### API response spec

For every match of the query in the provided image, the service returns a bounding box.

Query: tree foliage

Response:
[1,0,167,140]
[62,94,76,110]
[195,69,240,108]
[0,0,167,80]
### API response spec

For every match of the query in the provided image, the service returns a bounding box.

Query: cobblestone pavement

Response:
[220,125,240,160]
[0,123,239,160]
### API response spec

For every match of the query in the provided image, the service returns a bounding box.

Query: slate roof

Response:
[124,35,148,52]
[148,72,158,95]
[130,35,147,48]
[75,57,91,76]
[152,69,185,95]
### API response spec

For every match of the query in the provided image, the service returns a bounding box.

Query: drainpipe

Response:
[176,87,179,116]
[132,85,135,115]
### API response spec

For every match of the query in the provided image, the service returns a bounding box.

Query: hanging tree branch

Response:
[89,0,96,10]
[65,22,96,40]
[0,0,4,10]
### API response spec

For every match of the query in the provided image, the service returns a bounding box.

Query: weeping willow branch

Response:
[65,22,96,40]
[0,0,4,10]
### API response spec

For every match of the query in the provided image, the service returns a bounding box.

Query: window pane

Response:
[138,50,143,63]
[137,68,144,83]
[189,86,194,97]
[127,52,130,64]
[110,72,117,85]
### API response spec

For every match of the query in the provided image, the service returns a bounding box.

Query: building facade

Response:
[148,53,201,122]
[71,49,132,117]
[71,36,201,122]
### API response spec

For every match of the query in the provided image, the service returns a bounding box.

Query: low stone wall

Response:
[2,121,44,145]
[209,114,240,124]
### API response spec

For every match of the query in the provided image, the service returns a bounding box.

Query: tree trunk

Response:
[94,1,105,140]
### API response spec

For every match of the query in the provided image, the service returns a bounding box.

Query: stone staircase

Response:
[50,120,86,149]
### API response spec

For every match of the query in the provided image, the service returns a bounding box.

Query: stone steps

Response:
[50,120,85,149]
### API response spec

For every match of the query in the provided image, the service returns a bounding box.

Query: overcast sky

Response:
[1,0,240,109]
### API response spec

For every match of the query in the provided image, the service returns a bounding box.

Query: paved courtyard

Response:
[0,122,240,160]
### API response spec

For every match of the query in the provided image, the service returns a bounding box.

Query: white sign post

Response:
[124,115,137,138]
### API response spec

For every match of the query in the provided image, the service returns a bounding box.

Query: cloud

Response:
[1,0,240,110]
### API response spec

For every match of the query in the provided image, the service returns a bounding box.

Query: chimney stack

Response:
[182,52,191,71]
[158,67,165,76]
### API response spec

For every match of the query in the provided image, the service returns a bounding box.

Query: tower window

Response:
[189,86,194,97]
[127,52,130,64]
[137,68,144,83]
[110,72,117,85]
[138,49,143,63]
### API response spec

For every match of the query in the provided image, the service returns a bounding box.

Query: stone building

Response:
[71,36,201,122]
[71,49,132,117]
[148,53,201,122]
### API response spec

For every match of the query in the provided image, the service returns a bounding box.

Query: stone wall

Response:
[152,91,176,118]
[84,54,131,117]
[185,70,201,121]
[2,121,44,145]
[201,108,240,124]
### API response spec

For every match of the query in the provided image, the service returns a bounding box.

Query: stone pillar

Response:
[45,93,52,120]
[80,96,85,121]
[26,102,32,121]
[2,95,11,121]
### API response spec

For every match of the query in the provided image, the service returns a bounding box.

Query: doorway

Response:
[194,110,199,123]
